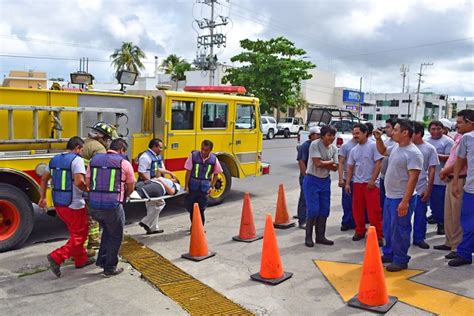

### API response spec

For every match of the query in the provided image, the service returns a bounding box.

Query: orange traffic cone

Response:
[273,184,295,229]
[232,192,263,243]
[348,226,397,313]
[181,203,216,262]
[251,213,293,285]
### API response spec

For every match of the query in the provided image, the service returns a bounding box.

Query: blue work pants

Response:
[456,192,474,262]
[380,178,386,210]
[430,185,446,224]
[382,197,415,266]
[412,195,428,243]
[341,181,355,227]
[303,174,331,219]
[297,175,307,224]
[89,205,125,273]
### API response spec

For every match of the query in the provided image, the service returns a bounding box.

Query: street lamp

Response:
[116,70,138,91]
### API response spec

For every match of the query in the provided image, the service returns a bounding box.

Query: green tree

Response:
[161,54,192,88]
[110,42,146,74]
[222,37,315,114]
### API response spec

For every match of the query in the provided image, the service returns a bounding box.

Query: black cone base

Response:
[250,271,293,285]
[181,251,216,262]
[232,235,263,243]
[273,222,296,229]
[348,295,398,314]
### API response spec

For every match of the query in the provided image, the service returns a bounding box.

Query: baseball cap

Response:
[309,126,321,134]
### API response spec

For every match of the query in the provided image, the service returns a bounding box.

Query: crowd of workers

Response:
[296,109,474,271]
[40,121,220,278]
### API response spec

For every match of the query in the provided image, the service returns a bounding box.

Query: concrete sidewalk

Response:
[1,181,473,315]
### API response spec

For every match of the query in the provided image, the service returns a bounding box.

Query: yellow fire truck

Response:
[0,85,269,252]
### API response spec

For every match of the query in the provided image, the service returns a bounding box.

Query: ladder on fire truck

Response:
[0,105,128,144]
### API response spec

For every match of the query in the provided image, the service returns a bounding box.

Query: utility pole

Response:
[359,76,363,117]
[400,64,409,93]
[194,0,229,86]
[414,62,433,121]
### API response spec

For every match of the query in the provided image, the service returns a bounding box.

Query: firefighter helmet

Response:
[90,122,114,139]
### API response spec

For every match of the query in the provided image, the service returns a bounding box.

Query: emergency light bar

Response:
[184,86,247,94]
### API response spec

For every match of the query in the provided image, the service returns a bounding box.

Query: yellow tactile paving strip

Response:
[120,236,253,316]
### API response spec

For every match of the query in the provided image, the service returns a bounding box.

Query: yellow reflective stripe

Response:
[109,169,116,192]
[205,165,212,179]
[92,168,97,190]
[61,170,66,190]
[83,158,90,167]
[195,164,199,178]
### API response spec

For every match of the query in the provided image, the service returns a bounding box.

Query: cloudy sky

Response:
[0,0,472,99]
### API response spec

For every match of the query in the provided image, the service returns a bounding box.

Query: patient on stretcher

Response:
[130,177,181,199]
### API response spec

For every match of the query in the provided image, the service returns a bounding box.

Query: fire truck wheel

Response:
[0,184,34,252]
[208,162,232,206]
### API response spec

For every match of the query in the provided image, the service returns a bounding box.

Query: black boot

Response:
[305,218,315,247]
[315,216,334,246]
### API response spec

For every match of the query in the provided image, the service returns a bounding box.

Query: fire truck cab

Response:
[0,85,268,252]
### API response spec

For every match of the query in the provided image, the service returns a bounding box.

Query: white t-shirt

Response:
[347,141,384,184]
[339,139,357,180]
[150,177,181,194]
[306,139,338,178]
[384,143,423,199]
[138,149,165,178]
[457,131,474,194]
[426,135,454,186]
[415,142,439,195]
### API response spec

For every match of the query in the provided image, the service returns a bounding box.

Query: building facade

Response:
[361,92,448,127]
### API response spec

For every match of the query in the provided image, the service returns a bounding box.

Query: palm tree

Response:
[161,54,192,89]
[110,42,146,74]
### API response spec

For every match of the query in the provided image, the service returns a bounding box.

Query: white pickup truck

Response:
[297,107,365,149]
[276,117,305,138]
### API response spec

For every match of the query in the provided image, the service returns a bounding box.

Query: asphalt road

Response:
[23,136,301,248]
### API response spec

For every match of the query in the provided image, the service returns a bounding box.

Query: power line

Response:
[337,37,474,59]
[0,53,161,64]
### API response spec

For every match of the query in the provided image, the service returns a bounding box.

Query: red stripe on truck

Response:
[164,158,188,172]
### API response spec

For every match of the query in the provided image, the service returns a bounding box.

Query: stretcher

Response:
[126,189,187,203]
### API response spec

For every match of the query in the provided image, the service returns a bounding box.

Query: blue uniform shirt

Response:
[297,139,312,174]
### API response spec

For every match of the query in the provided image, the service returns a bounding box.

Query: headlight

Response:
[35,163,48,177]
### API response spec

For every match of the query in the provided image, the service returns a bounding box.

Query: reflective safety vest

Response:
[49,152,78,207]
[88,153,124,210]
[144,149,163,178]
[189,151,216,193]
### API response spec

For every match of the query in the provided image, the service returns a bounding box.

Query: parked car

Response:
[261,116,278,139]
[235,116,253,129]
[276,117,305,138]
[298,107,365,148]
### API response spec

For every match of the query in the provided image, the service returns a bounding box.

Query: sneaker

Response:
[448,256,472,267]
[147,229,164,235]
[445,251,457,260]
[386,263,408,272]
[298,223,306,229]
[46,255,61,278]
[352,233,365,241]
[102,267,124,278]
[381,255,393,264]
[139,222,151,234]
[433,244,451,251]
[413,240,430,249]
[76,257,96,269]
[437,224,445,235]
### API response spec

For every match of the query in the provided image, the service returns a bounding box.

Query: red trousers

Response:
[49,206,89,267]
[352,183,383,239]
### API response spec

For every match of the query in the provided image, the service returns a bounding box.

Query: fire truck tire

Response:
[0,184,34,252]
[208,162,232,206]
